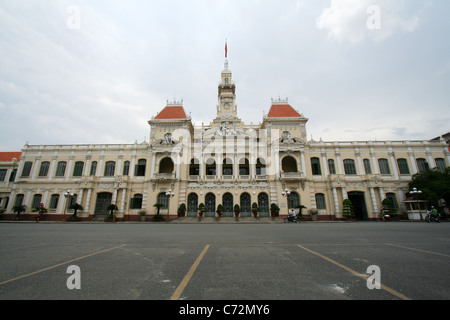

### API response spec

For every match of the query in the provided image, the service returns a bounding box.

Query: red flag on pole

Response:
[225,40,228,58]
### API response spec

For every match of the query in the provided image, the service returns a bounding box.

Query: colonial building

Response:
[1,55,449,221]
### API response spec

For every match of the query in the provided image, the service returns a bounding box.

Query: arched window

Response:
[39,161,50,177]
[239,158,249,176]
[123,161,130,176]
[223,158,233,176]
[55,161,67,177]
[363,159,372,174]
[157,192,168,209]
[397,158,410,175]
[49,194,59,210]
[343,159,357,175]
[256,158,267,175]
[21,161,33,177]
[90,161,97,176]
[416,158,429,173]
[104,161,115,176]
[135,159,146,176]
[378,158,390,175]
[205,158,216,176]
[32,194,42,209]
[73,161,84,177]
[281,156,297,173]
[159,157,174,174]
[328,159,336,175]
[315,193,326,210]
[311,157,321,175]
[288,191,300,209]
[130,194,143,209]
[189,158,200,176]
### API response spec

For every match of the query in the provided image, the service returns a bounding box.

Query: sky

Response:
[0,0,449,151]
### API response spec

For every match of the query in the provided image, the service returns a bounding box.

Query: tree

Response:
[342,199,355,219]
[382,198,397,217]
[106,204,118,220]
[13,205,27,219]
[69,203,83,218]
[408,167,450,210]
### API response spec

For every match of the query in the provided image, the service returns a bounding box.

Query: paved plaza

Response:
[0,221,449,302]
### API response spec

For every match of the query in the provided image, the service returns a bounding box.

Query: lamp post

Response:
[410,187,423,220]
[63,189,74,221]
[165,189,175,222]
[281,188,291,218]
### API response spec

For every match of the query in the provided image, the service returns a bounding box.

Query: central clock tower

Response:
[216,49,239,121]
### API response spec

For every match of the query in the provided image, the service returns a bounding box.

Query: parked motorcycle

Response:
[284,215,299,223]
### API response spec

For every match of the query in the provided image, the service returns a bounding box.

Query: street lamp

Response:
[281,188,291,218]
[165,189,175,222]
[63,189,74,221]
[410,187,423,220]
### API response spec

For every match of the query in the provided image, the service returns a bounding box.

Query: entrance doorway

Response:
[95,192,113,217]
[348,191,368,220]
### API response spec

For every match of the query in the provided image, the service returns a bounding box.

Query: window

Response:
[288,192,300,209]
[38,161,50,177]
[416,158,429,173]
[157,192,168,209]
[281,156,297,173]
[435,158,446,173]
[14,194,24,207]
[0,169,6,181]
[104,161,116,176]
[50,194,59,209]
[343,159,357,175]
[21,161,33,177]
[363,159,372,174]
[311,157,321,175]
[189,159,200,176]
[130,194,143,209]
[222,158,233,176]
[315,194,326,210]
[397,158,410,175]
[135,159,146,176]
[55,161,67,177]
[123,161,130,176]
[73,161,84,177]
[328,159,336,175]
[9,169,17,182]
[378,158,390,175]
[90,161,97,176]
[32,194,42,209]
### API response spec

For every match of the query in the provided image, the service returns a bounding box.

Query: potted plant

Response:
[342,199,355,220]
[216,204,224,217]
[177,203,186,217]
[382,198,397,219]
[308,208,318,221]
[198,203,205,217]
[252,202,259,217]
[138,210,146,221]
[233,204,241,217]
[270,203,280,217]
[106,204,118,222]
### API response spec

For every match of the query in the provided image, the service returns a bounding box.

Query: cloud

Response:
[316,0,421,44]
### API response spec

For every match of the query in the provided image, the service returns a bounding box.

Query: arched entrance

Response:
[187,193,198,217]
[240,193,251,217]
[348,191,368,220]
[94,192,113,217]
[205,193,216,217]
[258,193,269,217]
[223,193,233,217]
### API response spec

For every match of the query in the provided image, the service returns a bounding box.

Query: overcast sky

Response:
[1,0,449,151]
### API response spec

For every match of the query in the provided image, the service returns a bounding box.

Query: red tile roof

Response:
[0,152,21,162]
[154,106,187,120]
[267,104,302,118]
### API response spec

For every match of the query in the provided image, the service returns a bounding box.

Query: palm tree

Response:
[69,203,83,218]
[13,205,27,220]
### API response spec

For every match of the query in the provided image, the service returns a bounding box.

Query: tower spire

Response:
[224,39,229,70]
